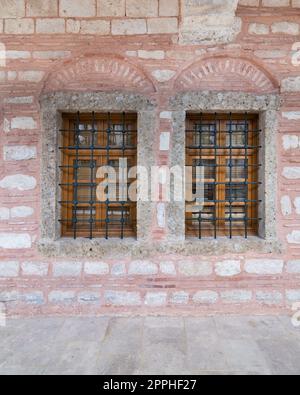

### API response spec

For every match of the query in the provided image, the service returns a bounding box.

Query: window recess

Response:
[186,113,261,239]
[59,112,137,239]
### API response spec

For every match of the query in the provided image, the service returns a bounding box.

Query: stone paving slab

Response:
[0,315,299,375]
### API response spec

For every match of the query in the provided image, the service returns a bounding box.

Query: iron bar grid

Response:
[186,112,261,239]
[59,112,137,240]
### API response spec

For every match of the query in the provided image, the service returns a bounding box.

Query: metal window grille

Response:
[59,112,137,239]
[186,112,261,239]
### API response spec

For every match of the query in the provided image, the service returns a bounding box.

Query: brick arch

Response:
[174,57,278,93]
[43,56,156,94]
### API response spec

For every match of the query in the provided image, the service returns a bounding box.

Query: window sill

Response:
[38,236,283,259]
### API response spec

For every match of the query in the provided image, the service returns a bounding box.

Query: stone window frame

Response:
[167,91,282,255]
[38,91,282,259]
[38,91,156,258]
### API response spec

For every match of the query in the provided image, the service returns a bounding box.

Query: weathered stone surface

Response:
[0,234,31,249]
[111,263,126,276]
[53,262,82,277]
[59,0,96,17]
[0,207,9,221]
[4,146,37,161]
[147,17,178,34]
[0,291,19,302]
[271,21,299,35]
[178,260,212,276]
[129,261,158,275]
[193,291,218,304]
[282,111,300,120]
[21,292,44,305]
[244,260,284,275]
[287,231,300,244]
[78,291,101,304]
[152,69,176,82]
[0,0,25,17]
[21,262,49,276]
[281,196,292,216]
[18,71,45,82]
[170,291,189,304]
[98,0,125,16]
[0,175,37,191]
[159,0,179,16]
[112,19,147,35]
[48,291,76,304]
[80,20,110,35]
[0,261,19,277]
[180,0,241,44]
[104,291,142,306]
[160,261,176,275]
[215,260,241,277]
[256,291,283,305]
[10,206,34,218]
[286,290,300,302]
[157,203,166,228]
[126,0,158,17]
[5,18,34,34]
[159,132,170,151]
[138,50,165,60]
[286,260,300,274]
[145,292,167,306]
[10,117,37,130]
[26,0,58,16]
[84,262,109,275]
[282,77,300,92]
[36,19,66,34]
[282,167,300,179]
[221,290,253,303]
[282,135,299,150]
[248,23,269,35]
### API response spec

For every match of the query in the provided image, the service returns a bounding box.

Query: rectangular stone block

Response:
[104,291,142,306]
[59,0,96,17]
[21,262,49,276]
[10,117,37,130]
[26,0,58,16]
[36,19,65,34]
[0,234,31,249]
[286,261,300,274]
[48,290,76,304]
[0,261,19,277]
[112,19,147,35]
[4,145,37,161]
[78,291,101,304]
[129,261,158,275]
[97,0,125,16]
[0,0,25,17]
[256,291,283,305]
[84,261,109,275]
[21,291,44,305]
[215,260,241,277]
[5,18,34,34]
[126,0,158,17]
[147,17,178,34]
[145,292,167,306]
[221,290,253,303]
[244,259,284,275]
[53,262,82,277]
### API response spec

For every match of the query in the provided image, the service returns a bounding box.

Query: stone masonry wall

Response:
[0,0,300,316]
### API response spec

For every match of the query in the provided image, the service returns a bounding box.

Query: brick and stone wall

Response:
[1,0,300,316]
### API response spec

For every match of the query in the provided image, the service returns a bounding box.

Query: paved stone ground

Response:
[0,315,299,375]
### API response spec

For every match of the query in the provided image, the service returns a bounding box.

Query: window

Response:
[59,112,137,239]
[186,113,260,239]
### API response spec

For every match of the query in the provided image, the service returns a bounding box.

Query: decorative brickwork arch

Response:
[43,56,155,94]
[174,57,278,93]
